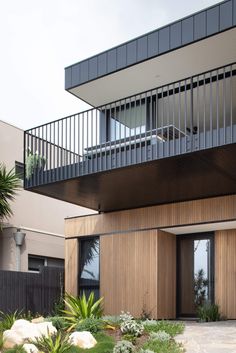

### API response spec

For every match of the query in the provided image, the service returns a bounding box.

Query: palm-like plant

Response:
[0,163,20,228]
[62,292,103,331]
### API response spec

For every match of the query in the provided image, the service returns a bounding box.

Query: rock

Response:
[3,319,57,349]
[69,331,97,349]
[31,317,44,324]
[3,330,24,349]
[35,322,57,337]
[23,343,39,353]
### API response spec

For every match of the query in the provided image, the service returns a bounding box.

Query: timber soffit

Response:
[65,0,236,92]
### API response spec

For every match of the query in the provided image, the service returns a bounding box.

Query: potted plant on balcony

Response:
[25,148,47,180]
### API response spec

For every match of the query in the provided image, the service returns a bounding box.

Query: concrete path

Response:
[175,321,236,353]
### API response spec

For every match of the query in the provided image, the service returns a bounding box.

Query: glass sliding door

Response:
[177,233,214,317]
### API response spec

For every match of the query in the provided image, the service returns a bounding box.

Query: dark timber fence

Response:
[0,267,64,315]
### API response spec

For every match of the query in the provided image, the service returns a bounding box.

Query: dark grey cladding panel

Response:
[182,17,194,44]
[71,64,80,87]
[220,1,233,30]
[170,22,181,49]
[207,6,220,35]
[127,40,137,65]
[137,36,148,61]
[117,45,127,69]
[194,12,206,40]
[147,31,158,57]
[234,0,236,25]
[89,57,98,80]
[80,60,89,83]
[65,0,235,90]
[107,49,117,72]
[65,67,72,89]
[159,27,170,53]
[98,53,107,76]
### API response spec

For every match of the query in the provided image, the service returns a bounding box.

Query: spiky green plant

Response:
[4,345,26,353]
[30,331,72,353]
[0,164,20,229]
[0,310,22,331]
[62,292,103,331]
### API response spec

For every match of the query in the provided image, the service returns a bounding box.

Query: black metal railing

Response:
[24,62,236,188]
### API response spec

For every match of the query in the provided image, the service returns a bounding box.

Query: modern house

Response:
[24,0,236,319]
[0,120,94,272]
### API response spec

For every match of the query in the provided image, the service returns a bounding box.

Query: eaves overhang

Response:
[65,0,236,107]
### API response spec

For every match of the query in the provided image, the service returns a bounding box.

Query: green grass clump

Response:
[142,338,184,353]
[67,333,115,353]
[143,321,184,337]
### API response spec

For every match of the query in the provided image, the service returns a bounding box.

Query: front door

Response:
[177,233,214,317]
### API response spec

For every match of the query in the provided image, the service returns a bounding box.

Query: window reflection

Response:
[194,239,211,307]
[79,237,99,298]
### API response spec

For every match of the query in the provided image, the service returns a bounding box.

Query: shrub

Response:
[113,340,135,353]
[0,331,4,350]
[139,350,155,353]
[0,310,22,331]
[122,333,137,344]
[142,339,184,353]
[4,345,26,353]
[75,318,104,333]
[149,331,170,342]
[30,331,72,353]
[46,316,68,330]
[197,303,221,322]
[62,292,103,331]
[119,312,133,322]
[120,320,144,337]
[143,320,184,337]
[102,315,120,326]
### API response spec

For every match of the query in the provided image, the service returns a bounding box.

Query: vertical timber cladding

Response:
[100,229,176,319]
[215,229,236,319]
[65,238,78,295]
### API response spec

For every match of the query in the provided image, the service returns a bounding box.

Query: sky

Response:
[0,0,220,130]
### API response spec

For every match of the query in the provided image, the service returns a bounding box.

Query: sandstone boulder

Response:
[3,319,57,349]
[69,331,97,349]
[23,343,39,353]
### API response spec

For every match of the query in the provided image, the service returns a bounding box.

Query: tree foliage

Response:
[0,163,20,228]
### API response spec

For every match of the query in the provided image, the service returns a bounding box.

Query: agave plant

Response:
[62,292,103,331]
[30,331,72,353]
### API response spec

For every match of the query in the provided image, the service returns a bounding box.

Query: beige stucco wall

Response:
[0,120,96,271]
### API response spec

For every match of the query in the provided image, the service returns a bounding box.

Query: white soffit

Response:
[162,220,236,235]
[69,28,236,107]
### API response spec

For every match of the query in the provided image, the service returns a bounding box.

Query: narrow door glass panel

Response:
[194,239,212,307]
[178,235,213,316]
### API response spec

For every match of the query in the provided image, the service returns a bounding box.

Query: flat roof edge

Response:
[65,0,236,92]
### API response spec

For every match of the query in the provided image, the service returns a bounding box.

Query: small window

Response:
[28,255,45,272]
[15,161,24,180]
[28,255,64,272]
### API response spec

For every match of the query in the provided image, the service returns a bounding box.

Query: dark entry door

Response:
[177,233,214,317]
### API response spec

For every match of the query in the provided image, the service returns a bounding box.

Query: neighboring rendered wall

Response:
[0,120,95,271]
[215,229,236,319]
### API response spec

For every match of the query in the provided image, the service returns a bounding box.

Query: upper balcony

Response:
[24,63,236,211]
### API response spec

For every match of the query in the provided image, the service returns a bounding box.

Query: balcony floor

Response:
[26,143,236,212]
